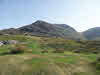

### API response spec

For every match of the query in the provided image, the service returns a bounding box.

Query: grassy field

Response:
[0,53,98,75]
[0,35,99,75]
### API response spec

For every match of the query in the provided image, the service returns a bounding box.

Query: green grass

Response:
[0,35,99,75]
[0,52,98,75]
[0,45,11,55]
[82,54,98,62]
[0,35,28,41]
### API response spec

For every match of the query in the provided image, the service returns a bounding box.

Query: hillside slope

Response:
[83,27,100,40]
[0,20,85,40]
[18,20,85,40]
[0,35,98,75]
[0,54,96,75]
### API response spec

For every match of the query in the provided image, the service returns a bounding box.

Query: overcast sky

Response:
[0,0,100,32]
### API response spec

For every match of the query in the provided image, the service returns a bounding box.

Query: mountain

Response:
[18,20,85,40]
[0,20,85,40]
[83,27,100,40]
[0,28,20,35]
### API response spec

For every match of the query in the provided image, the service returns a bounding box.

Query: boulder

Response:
[1,40,9,45]
[0,42,3,47]
[8,40,19,44]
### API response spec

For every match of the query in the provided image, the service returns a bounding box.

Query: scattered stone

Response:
[0,40,25,46]
[4,34,10,36]
[8,40,19,44]
[0,42,4,47]
[1,40,9,45]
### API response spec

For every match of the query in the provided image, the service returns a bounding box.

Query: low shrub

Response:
[53,50,64,53]
[96,63,100,70]
[9,44,27,54]
[73,50,81,53]
[41,50,48,53]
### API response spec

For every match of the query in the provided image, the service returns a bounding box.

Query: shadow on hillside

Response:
[1,51,23,56]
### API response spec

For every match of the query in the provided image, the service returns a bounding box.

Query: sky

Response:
[0,0,100,32]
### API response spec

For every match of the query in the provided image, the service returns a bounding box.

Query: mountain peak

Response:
[33,20,50,25]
